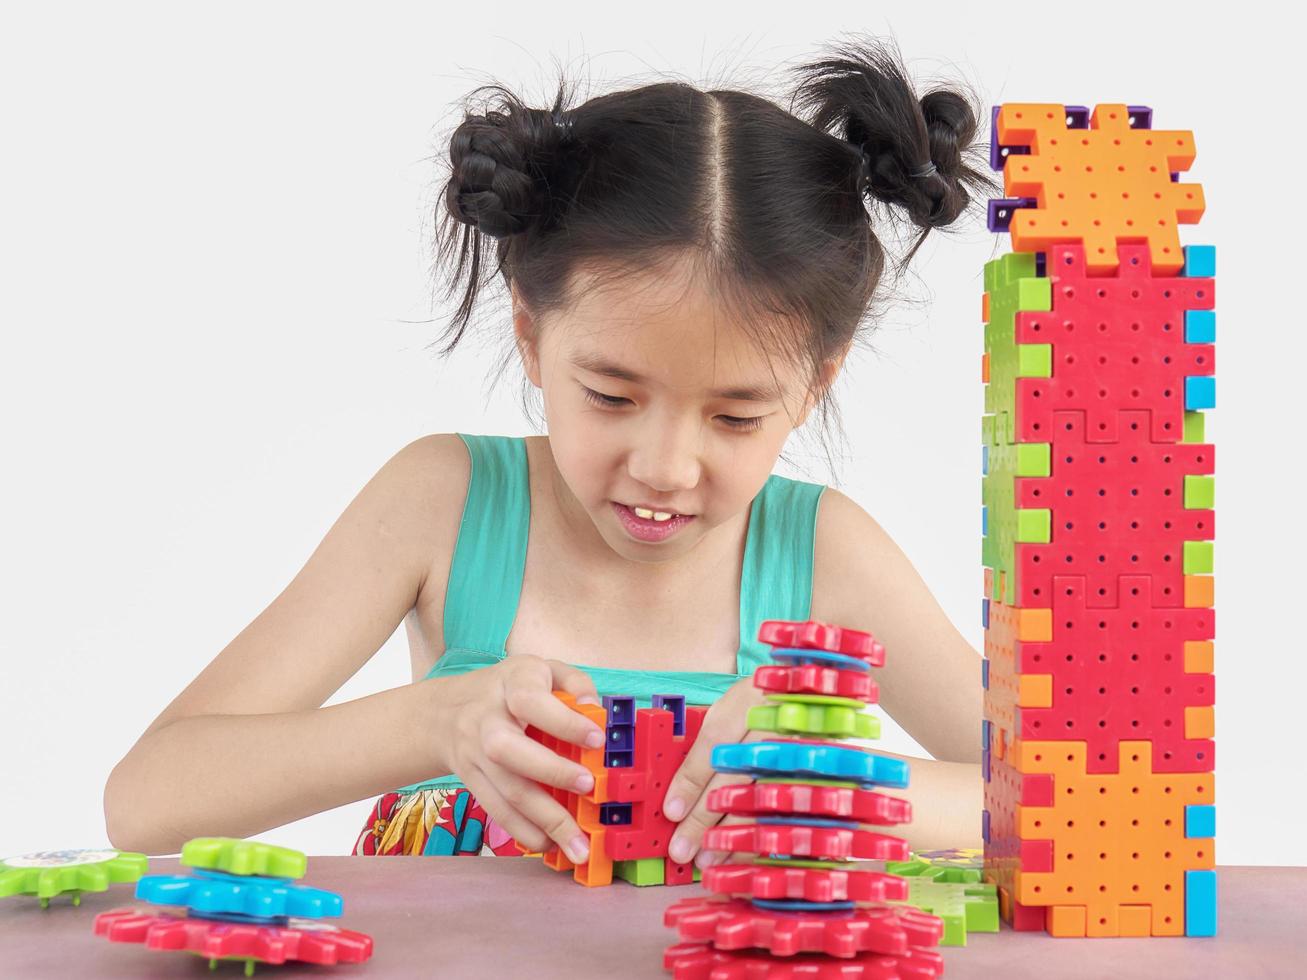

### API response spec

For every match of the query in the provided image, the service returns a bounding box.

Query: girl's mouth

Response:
[611,502,695,542]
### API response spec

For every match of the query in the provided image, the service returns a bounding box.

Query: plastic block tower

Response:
[93,837,373,974]
[525,691,709,886]
[662,619,947,978]
[981,103,1217,937]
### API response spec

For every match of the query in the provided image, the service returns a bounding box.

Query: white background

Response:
[2,2,1300,865]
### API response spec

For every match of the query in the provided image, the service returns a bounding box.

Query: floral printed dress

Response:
[352,786,523,857]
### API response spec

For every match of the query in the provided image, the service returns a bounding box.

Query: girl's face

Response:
[515,256,837,567]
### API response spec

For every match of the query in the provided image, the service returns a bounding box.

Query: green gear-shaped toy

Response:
[747,696,880,740]
[180,838,306,880]
[0,848,148,908]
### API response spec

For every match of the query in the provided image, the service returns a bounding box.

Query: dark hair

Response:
[428,34,998,481]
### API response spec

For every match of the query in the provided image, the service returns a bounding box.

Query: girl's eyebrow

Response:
[567,351,782,402]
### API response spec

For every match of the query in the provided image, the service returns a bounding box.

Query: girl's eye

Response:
[580,386,765,432]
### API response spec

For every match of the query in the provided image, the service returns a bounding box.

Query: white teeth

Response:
[632,506,675,522]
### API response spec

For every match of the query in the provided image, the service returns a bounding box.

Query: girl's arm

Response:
[105,435,608,859]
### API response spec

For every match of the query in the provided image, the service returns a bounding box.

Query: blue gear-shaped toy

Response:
[135,870,343,919]
[711,741,908,789]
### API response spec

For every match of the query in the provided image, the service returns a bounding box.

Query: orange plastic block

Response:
[982,600,1052,740]
[996,104,1205,275]
[1183,641,1214,674]
[1008,739,1214,936]
[1184,575,1215,608]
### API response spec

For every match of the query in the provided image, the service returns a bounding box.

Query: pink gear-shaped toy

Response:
[754,663,879,703]
[704,823,909,862]
[664,942,945,980]
[758,620,886,667]
[665,896,943,958]
[701,863,908,904]
[93,908,374,967]
[708,782,910,826]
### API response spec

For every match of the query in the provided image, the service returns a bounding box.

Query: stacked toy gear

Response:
[663,619,946,979]
[0,848,147,908]
[93,837,372,975]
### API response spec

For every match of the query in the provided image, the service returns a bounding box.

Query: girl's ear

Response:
[795,345,850,428]
[511,286,542,388]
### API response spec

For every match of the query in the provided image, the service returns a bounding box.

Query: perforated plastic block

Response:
[664,895,943,958]
[995,104,1203,275]
[707,781,911,826]
[711,740,908,789]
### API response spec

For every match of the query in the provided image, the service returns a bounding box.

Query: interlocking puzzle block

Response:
[525,690,706,886]
[885,851,999,946]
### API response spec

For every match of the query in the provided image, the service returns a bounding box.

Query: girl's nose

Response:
[626,420,702,493]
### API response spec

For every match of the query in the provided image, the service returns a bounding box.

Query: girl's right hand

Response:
[433,655,604,863]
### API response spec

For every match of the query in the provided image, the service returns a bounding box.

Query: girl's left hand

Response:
[662,676,770,868]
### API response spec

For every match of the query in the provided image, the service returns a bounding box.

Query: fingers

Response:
[662,684,758,825]
[482,721,596,796]
[545,659,601,706]
[503,664,604,750]
[477,761,592,864]
[667,770,753,866]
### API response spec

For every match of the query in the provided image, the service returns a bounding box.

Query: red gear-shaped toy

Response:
[754,663,879,703]
[704,823,909,863]
[708,782,910,826]
[665,896,943,958]
[93,908,374,967]
[664,942,945,980]
[701,863,909,904]
[758,620,885,667]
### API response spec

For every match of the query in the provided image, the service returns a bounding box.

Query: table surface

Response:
[2,858,1303,979]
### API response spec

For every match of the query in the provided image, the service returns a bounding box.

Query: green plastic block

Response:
[1183,411,1206,444]
[180,838,306,880]
[1017,343,1053,378]
[1016,508,1051,544]
[1184,541,1214,574]
[613,858,664,886]
[1184,475,1215,509]
[0,849,148,908]
[886,850,998,945]
[747,699,880,740]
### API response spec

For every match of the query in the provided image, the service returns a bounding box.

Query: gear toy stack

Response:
[663,619,947,979]
[93,837,373,975]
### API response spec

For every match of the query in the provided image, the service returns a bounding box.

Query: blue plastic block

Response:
[982,444,989,476]
[711,741,909,789]
[135,871,342,920]
[982,598,990,630]
[652,694,686,736]
[1185,869,1217,936]
[982,505,988,536]
[768,648,871,673]
[982,658,989,691]
[1185,310,1216,344]
[1185,376,1216,410]
[982,747,991,783]
[1185,804,1216,839]
[603,696,635,726]
[752,898,855,912]
[600,802,633,826]
[1183,244,1216,278]
[981,719,991,750]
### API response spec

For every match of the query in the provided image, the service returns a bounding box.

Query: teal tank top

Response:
[398,432,827,792]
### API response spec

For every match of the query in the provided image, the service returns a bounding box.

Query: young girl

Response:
[104,35,997,867]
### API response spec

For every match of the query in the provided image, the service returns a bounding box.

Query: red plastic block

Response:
[702,863,909,903]
[754,663,879,703]
[1010,410,1214,610]
[1009,243,1214,446]
[665,896,943,958]
[708,782,910,826]
[1012,575,1214,773]
[602,705,707,860]
[94,908,374,967]
[664,942,945,979]
[759,619,886,666]
[704,822,909,862]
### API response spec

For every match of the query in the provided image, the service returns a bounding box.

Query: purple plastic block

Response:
[603,696,635,726]
[1065,105,1090,128]
[652,694,686,736]
[1035,252,1046,278]
[988,104,1031,172]
[1127,105,1153,130]
[987,197,1038,233]
[605,750,633,768]
[982,808,991,844]
[606,724,634,753]
[600,802,633,826]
